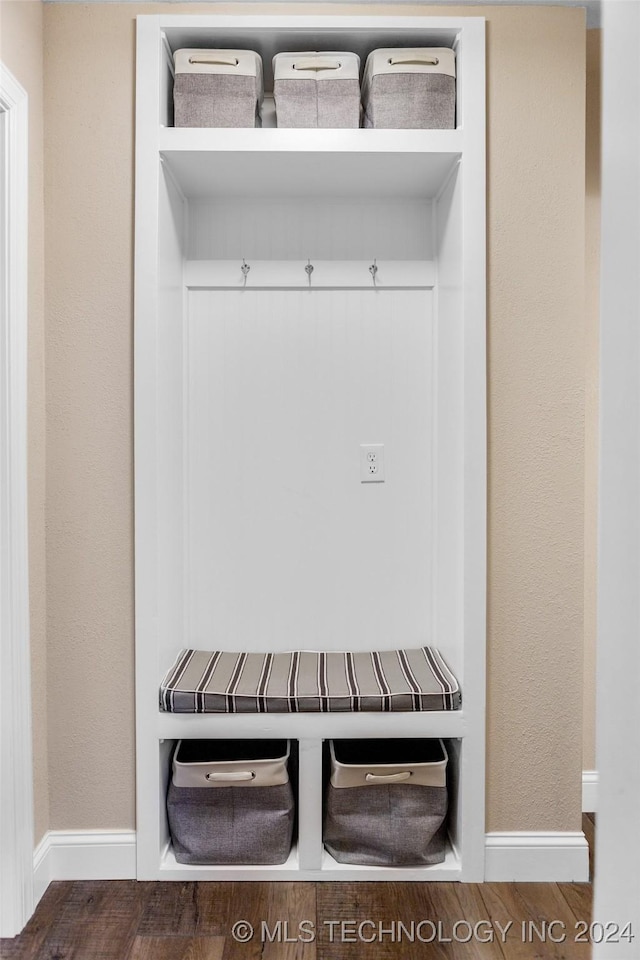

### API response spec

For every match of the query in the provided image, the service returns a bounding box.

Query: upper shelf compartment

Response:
[141,15,484,199]
[160,129,462,199]
[159,16,464,94]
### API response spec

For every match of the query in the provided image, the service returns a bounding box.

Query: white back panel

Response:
[187,198,433,261]
[185,287,434,652]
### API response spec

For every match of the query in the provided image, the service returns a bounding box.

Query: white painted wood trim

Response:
[0,61,34,940]
[158,844,462,882]
[582,770,598,813]
[485,832,590,883]
[457,14,486,884]
[149,13,479,33]
[297,739,324,871]
[32,834,53,909]
[32,829,590,885]
[158,710,468,740]
[42,1,602,29]
[184,260,436,290]
[33,831,136,893]
[160,126,464,154]
[32,828,458,884]
[134,12,164,885]
[135,13,487,884]
[593,4,640,957]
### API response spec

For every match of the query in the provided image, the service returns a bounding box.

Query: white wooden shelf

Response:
[160,130,462,200]
[159,126,464,153]
[159,842,461,881]
[157,710,468,741]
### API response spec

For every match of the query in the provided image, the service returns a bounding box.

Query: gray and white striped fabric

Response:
[160,647,461,713]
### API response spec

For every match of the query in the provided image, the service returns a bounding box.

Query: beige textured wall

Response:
[43,3,586,833]
[583,29,601,773]
[480,5,585,831]
[0,0,48,846]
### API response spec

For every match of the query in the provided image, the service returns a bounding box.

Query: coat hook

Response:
[369,259,378,287]
[241,259,250,286]
[305,259,314,287]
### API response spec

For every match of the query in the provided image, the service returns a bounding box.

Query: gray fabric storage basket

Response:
[173,49,263,128]
[324,738,448,866]
[273,52,361,128]
[167,739,294,864]
[362,48,456,129]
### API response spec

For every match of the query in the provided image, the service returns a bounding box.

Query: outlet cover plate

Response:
[360,443,385,483]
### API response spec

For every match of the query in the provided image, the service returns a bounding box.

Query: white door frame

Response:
[592,2,640,957]
[0,62,34,939]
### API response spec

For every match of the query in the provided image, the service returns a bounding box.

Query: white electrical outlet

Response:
[360,443,385,483]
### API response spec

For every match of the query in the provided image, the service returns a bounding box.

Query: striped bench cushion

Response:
[160,647,461,713]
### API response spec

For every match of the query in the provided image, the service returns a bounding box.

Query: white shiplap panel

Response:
[187,198,433,261]
[185,288,434,652]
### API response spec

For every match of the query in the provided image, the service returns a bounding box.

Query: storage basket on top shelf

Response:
[173,49,264,127]
[362,48,456,129]
[167,739,295,864]
[324,738,449,866]
[273,52,361,128]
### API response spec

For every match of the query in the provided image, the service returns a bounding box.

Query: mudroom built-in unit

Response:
[134,15,486,882]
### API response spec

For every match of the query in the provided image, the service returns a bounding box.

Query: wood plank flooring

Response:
[1,815,595,960]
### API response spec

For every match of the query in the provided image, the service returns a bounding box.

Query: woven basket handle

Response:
[365,771,412,783]
[188,56,240,67]
[205,770,255,782]
[388,56,440,67]
[293,57,342,71]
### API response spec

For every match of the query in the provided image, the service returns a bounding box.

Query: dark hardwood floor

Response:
[1,815,595,960]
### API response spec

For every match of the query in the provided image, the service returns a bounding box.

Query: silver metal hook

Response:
[369,259,378,287]
[241,259,250,287]
[305,259,314,287]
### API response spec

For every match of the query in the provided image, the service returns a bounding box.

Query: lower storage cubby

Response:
[164,738,298,865]
[323,738,449,867]
[157,735,462,878]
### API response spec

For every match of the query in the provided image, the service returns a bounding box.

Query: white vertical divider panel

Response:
[593,2,640,953]
[0,63,33,938]
[457,18,486,883]
[435,167,467,879]
[297,740,324,870]
[134,15,168,880]
[159,32,174,128]
[433,164,464,684]
[157,162,186,672]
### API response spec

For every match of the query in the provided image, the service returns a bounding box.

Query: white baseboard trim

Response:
[32,834,53,909]
[582,770,598,812]
[485,832,590,882]
[33,828,589,891]
[33,830,136,903]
